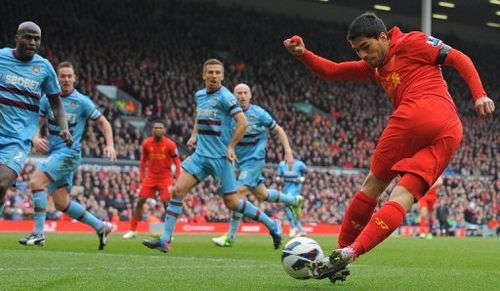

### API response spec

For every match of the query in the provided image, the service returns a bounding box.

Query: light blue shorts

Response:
[181,153,237,195]
[236,158,265,189]
[0,135,31,175]
[39,149,81,193]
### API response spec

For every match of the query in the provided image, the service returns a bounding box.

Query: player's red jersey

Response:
[140,136,181,181]
[297,27,487,197]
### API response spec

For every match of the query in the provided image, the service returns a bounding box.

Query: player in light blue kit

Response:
[277,157,308,237]
[143,59,282,253]
[0,22,72,218]
[212,83,304,247]
[18,62,116,249]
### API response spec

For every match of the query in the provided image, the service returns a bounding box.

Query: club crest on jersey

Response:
[248,115,255,122]
[32,66,40,74]
[70,101,77,107]
[426,36,442,47]
[210,97,218,106]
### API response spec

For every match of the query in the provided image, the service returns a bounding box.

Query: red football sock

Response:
[428,217,434,234]
[338,191,377,248]
[351,201,406,256]
[420,214,427,234]
[130,216,139,231]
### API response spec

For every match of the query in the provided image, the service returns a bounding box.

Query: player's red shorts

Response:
[139,176,173,201]
[370,97,462,199]
[418,188,438,212]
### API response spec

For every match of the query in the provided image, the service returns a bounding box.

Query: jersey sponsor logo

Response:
[5,74,40,90]
[426,36,442,47]
[32,66,40,74]
[197,108,218,118]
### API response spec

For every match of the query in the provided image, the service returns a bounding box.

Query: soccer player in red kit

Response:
[419,176,443,239]
[284,12,495,281]
[123,119,181,239]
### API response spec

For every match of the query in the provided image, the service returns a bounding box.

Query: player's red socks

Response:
[130,216,139,231]
[338,191,377,248]
[350,201,406,256]
[419,214,427,234]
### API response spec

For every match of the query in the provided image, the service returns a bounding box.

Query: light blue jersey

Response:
[0,48,60,174]
[39,89,101,193]
[235,104,276,162]
[194,86,242,158]
[277,160,307,196]
[39,89,101,152]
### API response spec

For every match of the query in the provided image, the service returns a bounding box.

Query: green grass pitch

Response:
[0,233,498,290]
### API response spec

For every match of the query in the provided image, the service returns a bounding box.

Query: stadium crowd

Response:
[0,0,498,235]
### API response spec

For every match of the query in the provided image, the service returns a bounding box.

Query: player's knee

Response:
[0,183,8,198]
[53,199,67,211]
[361,172,388,197]
[29,172,45,190]
[171,186,186,199]
[223,195,239,211]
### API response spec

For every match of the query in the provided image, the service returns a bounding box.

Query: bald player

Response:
[0,21,72,217]
[212,83,304,247]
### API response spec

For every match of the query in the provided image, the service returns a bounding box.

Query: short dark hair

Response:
[150,117,166,127]
[203,58,224,71]
[347,12,387,41]
[57,61,74,71]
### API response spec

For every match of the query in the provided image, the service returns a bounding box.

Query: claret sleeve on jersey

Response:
[298,49,374,82]
[221,92,242,116]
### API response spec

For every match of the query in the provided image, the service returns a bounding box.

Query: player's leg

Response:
[338,170,390,248]
[419,199,429,238]
[321,129,462,277]
[18,171,52,246]
[143,154,203,253]
[123,197,147,239]
[284,207,298,237]
[254,184,304,220]
[52,185,112,250]
[213,185,248,247]
[0,165,17,217]
[124,180,153,239]
[218,158,282,249]
[19,150,70,246]
[0,140,29,216]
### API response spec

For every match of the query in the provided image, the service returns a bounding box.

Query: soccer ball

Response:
[281,237,324,280]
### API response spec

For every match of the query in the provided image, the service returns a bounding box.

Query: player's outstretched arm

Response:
[272,125,294,166]
[283,35,373,82]
[227,112,247,162]
[47,95,73,147]
[444,49,495,118]
[95,116,116,162]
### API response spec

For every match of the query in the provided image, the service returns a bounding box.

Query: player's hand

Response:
[59,130,73,147]
[32,136,49,154]
[283,35,305,56]
[104,145,117,162]
[187,136,197,149]
[227,146,237,163]
[474,96,495,118]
